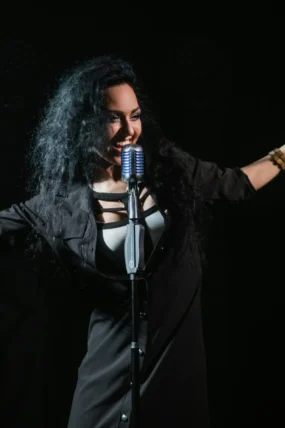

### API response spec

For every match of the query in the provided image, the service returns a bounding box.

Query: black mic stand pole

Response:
[124,177,145,428]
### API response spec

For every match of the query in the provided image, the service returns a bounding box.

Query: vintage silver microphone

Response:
[121,143,145,428]
[121,144,145,272]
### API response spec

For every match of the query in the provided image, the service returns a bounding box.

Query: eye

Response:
[131,112,141,121]
[106,113,120,123]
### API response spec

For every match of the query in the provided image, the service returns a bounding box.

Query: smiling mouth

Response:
[114,142,134,147]
[111,142,135,152]
[111,145,123,152]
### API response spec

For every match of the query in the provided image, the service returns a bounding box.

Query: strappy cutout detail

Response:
[92,185,156,227]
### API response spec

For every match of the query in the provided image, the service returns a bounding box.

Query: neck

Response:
[91,178,127,193]
[91,163,127,193]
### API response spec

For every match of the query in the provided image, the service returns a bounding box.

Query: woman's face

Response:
[100,83,142,166]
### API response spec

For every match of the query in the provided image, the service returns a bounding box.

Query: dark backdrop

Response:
[1,22,285,428]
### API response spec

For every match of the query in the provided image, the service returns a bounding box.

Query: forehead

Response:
[103,83,139,110]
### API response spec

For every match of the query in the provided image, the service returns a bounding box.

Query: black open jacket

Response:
[0,156,256,428]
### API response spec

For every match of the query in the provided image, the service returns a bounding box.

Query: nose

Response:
[122,119,135,138]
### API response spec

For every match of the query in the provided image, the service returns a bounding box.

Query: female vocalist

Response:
[1,55,284,428]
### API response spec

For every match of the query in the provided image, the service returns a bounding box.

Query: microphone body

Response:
[121,144,145,273]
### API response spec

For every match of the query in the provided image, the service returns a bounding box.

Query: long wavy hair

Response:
[27,55,210,261]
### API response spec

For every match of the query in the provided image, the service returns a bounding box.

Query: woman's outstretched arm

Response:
[241,144,285,191]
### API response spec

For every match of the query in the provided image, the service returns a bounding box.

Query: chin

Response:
[105,157,122,167]
[111,154,122,165]
[114,160,122,167]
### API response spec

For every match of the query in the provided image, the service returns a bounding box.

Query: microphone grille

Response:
[121,144,144,183]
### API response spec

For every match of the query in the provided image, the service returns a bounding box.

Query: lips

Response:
[114,142,133,147]
[111,142,134,152]
[111,145,123,153]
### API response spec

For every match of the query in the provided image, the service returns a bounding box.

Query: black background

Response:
[1,17,285,427]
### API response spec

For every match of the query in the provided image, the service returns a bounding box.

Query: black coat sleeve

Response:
[187,155,256,201]
[0,195,46,241]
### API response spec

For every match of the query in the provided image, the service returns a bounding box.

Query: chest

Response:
[94,187,156,223]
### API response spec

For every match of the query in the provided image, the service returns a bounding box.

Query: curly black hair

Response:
[27,55,210,262]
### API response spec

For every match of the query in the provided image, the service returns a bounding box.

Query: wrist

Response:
[268,145,285,170]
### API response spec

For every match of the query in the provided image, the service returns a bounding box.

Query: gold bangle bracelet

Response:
[269,152,285,170]
[274,149,285,163]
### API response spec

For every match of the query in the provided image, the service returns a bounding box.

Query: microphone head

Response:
[121,144,144,183]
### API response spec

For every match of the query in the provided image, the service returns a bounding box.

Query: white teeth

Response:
[116,142,132,147]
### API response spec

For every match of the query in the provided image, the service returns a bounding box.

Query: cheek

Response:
[106,124,117,139]
[135,122,142,136]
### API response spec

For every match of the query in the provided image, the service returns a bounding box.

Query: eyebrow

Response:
[107,107,141,114]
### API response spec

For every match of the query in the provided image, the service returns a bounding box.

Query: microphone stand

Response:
[124,177,145,428]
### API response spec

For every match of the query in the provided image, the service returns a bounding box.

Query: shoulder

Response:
[149,138,197,179]
[47,185,92,239]
[21,185,91,239]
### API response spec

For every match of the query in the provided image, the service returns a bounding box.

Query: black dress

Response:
[67,185,170,428]
[0,156,256,428]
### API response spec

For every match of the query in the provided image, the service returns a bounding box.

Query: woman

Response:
[1,55,284,428]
